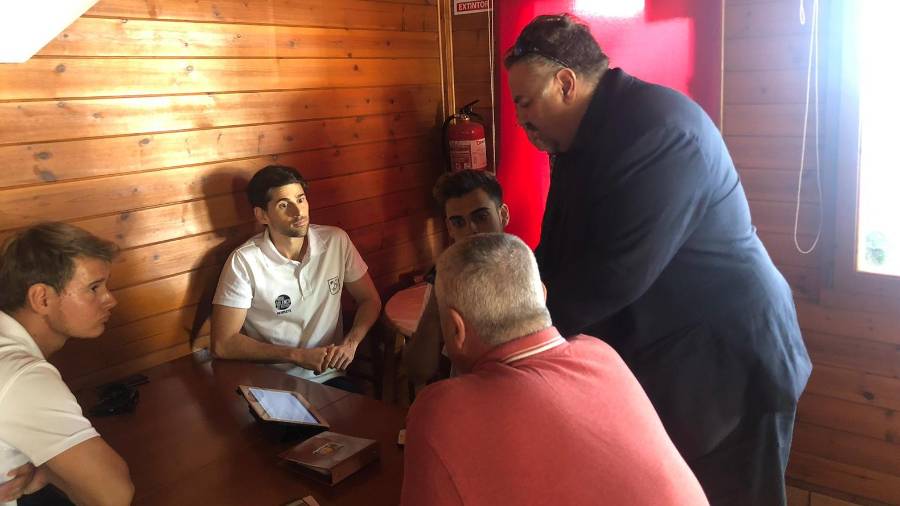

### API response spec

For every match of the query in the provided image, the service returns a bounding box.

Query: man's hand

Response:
[0,462,48,502]
[293,347,330,374]
[324,341,359,371]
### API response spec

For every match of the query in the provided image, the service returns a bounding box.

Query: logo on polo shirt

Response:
[274,294,292,314]
[328,276,340,295]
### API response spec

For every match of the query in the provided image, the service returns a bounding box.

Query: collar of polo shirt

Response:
[0,311,44,359]
[259,226,327,266]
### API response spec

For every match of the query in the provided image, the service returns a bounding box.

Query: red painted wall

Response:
[495,0,722,248]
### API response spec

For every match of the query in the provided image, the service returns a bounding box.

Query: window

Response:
[828,0,900,298]
[854,1,900,277]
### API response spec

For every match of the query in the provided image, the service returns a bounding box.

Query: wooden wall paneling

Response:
[803,330,900,380]
[726,135,813,171]
[104,265,221,328]
[788,485,812,506]
[757,231,820,269]
[723,1,900,503]
[725,0,812,37]
[747,200,820,236]
[0,0,444,387]
[314,185,436,233]
[0,58,441,102]
[349,210,442,255]
[454,82,492,110]
[805,363,900,411]
[0,135,436,239]
[809,494,865,506]
[86,0,438,32]
[41,18,439,59]
[724,70,807,104]
[0,85,442,145]
[448,10,487,31]
[451,27,489,57]
[724,103,804,136]
[788,452,900,505]
[452,56,490,84]
[0,110,435,188]
[725,34,809,71]
[816,289,900,316]
[793,422,900,484]
[797,393,900,445]
[739,168,820,204]
[54,307,197,378]
[366,229,445,280]
[779,264,819,300]
[796,301,900,347]
[109,223,255,290]
[58,164,435,253]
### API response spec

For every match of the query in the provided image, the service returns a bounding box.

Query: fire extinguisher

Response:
[442,100,487,172]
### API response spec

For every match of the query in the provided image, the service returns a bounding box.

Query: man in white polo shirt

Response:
[0,222,133,505]
[211,165,382,391]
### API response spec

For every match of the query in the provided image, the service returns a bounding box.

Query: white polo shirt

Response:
[0,311,99,502]
[213,225,368,382]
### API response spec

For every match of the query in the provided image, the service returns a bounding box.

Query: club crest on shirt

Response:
[328,276,340,295]
[274,294,292,313]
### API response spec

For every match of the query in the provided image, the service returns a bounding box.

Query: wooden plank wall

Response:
[0,0,446,390]
[450,9,494,168]
[724,0,900,504]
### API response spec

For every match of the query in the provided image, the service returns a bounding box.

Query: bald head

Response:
[435,233,551,347]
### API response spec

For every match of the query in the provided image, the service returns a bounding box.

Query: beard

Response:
[525,129,559,154]
[272,220,308,238]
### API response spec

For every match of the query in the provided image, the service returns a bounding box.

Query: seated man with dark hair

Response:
[0,222,133,505]
[403,169,509,385]
[210,165,382,391]
[401,233,708,505]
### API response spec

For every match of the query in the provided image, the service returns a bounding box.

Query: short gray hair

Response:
[435,233,551,346]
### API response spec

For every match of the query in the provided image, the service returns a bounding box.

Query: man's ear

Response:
[556,68,577,102]
[253,206,269,226]
[499,203,510,228]
[26,284,54,316]
[445,307,467,353]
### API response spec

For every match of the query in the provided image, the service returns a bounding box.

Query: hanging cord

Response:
[794,0,824,254]
[487,7,498,172]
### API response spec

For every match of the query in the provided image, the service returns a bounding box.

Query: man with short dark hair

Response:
[504,14,811,506]
[211,165,382,391]
[0,222,133,505]
[403,169,509,385]
[401,233,708,506]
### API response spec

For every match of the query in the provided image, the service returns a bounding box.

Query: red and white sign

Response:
[454,0,491,15]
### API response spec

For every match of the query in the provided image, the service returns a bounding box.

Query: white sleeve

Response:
[212,251,254,309]
[342,231,368,283]
[0,363,99,466]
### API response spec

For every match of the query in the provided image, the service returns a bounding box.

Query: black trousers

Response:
[689,410,798,506]
[323,375,362,394]
[18,485,74,506]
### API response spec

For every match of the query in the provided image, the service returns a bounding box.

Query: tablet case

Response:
[238,385,330,430]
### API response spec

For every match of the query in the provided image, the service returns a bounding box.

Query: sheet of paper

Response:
[249,387,317,424]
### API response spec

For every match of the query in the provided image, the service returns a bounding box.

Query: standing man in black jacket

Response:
[504,14,811,506]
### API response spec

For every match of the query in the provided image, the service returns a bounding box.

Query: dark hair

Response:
[503,13,609,77]
[432,170,503,209]
[246,165,309,211]
[0,222,118,312]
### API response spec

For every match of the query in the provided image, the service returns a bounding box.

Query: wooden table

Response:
[79,351,407,506]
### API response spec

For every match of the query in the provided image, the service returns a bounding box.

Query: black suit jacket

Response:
[537,68,812,461]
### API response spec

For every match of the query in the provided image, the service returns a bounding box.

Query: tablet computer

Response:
[238,385,330,430]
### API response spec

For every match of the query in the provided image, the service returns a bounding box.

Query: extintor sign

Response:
[454,0,491,15]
